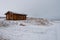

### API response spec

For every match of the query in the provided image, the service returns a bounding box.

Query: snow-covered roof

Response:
[5,11,27,16]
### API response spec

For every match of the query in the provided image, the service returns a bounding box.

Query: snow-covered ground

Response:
[0,18,59,40]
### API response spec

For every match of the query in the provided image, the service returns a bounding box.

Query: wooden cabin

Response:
[5,11,27,20]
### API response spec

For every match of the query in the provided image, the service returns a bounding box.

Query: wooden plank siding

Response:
[5,11,27,20]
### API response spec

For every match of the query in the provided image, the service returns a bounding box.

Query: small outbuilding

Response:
[5,11,27,20]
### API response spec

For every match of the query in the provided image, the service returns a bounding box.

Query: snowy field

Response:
[0,18,60,40]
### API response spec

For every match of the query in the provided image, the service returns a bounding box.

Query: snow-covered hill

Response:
[0,18,59,40]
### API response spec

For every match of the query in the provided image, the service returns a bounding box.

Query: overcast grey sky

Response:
[0,0,60,19]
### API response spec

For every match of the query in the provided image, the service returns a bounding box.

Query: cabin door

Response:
[10,14,13,20]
